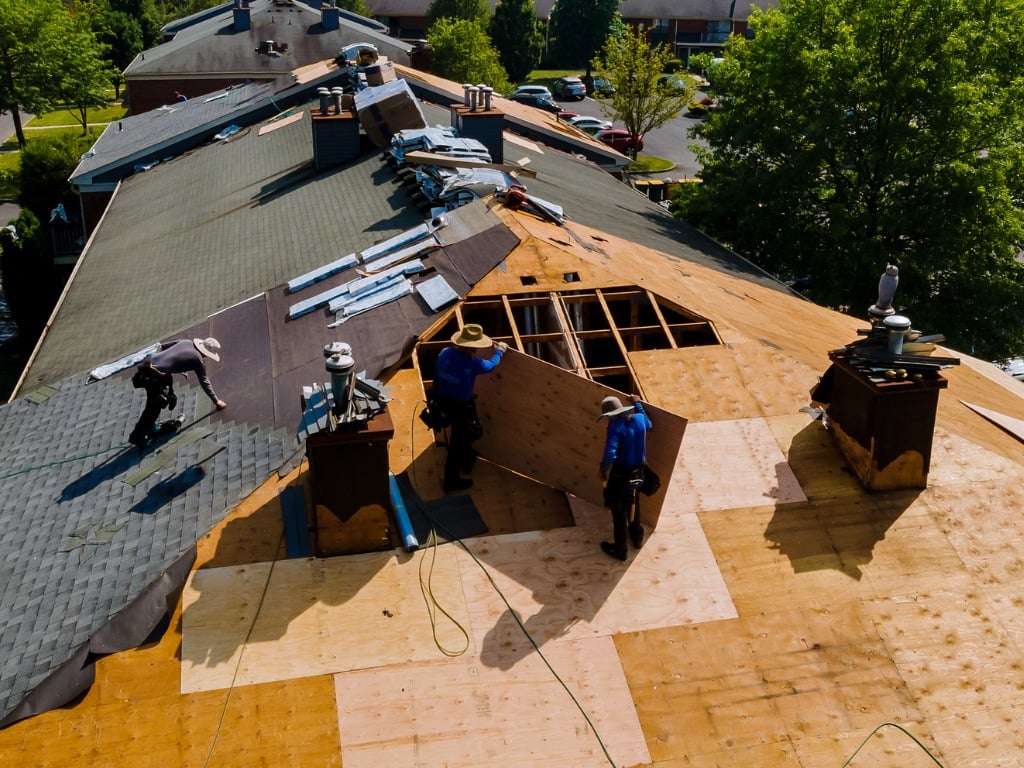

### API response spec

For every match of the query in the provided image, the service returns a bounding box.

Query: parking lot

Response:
[556,94,705,178]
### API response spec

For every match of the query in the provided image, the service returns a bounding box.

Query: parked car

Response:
[512,84,553,100]
[509,92,575,119]
[567,115,613,134]
[592,77,616,97]
[594,128,644,153]
[657,75,689,93]
[552,76,586,101]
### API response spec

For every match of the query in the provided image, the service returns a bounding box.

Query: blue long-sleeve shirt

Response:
[149,340,219,403]
[600,401,652,474]
[434,346,504,401]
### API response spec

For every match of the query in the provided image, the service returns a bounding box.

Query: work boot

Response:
[629,523,644,549]
[443,477,473,492]
[600,541,627,561]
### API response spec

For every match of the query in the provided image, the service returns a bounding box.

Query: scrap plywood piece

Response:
[615,604,922,764]
[473,349,686,530]
[960,399,1024,443]
[180,547,470,693]
[333,636,649,768]
[668,418,806,514]
[455,523,735,650]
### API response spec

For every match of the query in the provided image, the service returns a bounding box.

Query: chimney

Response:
[312,98,360,170]
[450,85,504,163]
[321,2,340,31]
[233,0,251,32]
[819,268,952,491]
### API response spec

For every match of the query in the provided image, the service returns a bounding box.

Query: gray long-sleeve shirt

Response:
[148,340,219,403]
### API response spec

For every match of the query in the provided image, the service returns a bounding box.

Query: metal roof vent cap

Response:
[325,345,356,418]
[869,264,899,319]
[882,314,912,355]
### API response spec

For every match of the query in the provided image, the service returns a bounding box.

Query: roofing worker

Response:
[598,395,652,561]
[434,324,507,492]
[129,337,227,449]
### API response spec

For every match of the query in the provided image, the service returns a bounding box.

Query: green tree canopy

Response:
[674,0,1024,359]
[592,25,692,158]
[0,0,64,149]
[489,0,544,84]
[549,0,619,74]
[427,17,511,95]
[428,0,491,25]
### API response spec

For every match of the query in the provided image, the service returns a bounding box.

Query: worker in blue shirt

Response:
[598,396,653,560]
[434,324,507,491]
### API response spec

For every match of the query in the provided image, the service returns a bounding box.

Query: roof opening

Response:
[413,287,719,394]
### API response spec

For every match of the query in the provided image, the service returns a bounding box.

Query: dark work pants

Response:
[130,372,174,443]
[604,466,643,551]
[440,397,480,483]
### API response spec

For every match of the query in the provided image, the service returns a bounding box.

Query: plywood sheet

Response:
[333,636,650,768]
[699,490,974,617]
[473,349,687,529]
[630,342,822,423]
[863,589,1024,722]
[614,605,921,764]
[455,522,735,651]
[668,418,806,514]
[181,548,470,693]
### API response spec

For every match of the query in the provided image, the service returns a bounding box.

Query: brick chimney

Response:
[312,91,360,170]
[233,0,251,32]
[321,2,340,31]
[450,84,504,163]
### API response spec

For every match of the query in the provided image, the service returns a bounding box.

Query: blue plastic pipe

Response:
[389,471,419,551]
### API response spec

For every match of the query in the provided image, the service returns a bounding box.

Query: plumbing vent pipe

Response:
[883,315,912,355]
[324,343,355,419]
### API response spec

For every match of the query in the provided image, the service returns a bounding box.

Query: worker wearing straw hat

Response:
[434,324,507,492]
[597,395,652,561]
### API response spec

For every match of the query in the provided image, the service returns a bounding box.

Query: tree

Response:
[53,20,112,135]
[427,17,512,95]
[0,208,56,344]
[674,0,1024,359]
[428,0,491,25]
[0,1,64,149]
[549,0,619,76]
[592,25,692,159]
[489,0,544,84]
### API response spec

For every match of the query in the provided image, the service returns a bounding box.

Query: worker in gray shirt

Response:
[129,337,227,448]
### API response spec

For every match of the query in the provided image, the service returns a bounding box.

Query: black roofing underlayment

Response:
[0,371,293,726]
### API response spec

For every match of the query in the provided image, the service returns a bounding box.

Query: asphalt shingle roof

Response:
[0,371,292,725]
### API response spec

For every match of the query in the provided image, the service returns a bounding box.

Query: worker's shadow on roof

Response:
[59,448,146,502]
[764,421,919,580]
[130,465,208,515]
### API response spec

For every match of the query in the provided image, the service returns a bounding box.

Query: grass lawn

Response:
[0,153,18,200]
[29,103,127,128]
[628,156,675,173]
